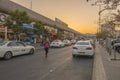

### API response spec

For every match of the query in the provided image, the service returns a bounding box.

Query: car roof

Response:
[77,40,90,43]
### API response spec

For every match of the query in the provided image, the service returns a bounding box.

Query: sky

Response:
[11,0,99,34]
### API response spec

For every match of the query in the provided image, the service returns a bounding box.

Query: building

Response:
[0,0,82,41]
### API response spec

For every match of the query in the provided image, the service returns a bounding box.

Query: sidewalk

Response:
[32,43,44,50]
[93,42,120,80]
[109,49,120,60]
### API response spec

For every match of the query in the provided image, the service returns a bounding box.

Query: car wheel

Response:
[29,49,34,54]
[4,51,12,60]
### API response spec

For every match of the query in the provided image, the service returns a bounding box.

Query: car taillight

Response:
[86,47,92,50]
[73,47,78,49]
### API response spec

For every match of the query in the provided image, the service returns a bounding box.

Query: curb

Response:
[92,43,107,80]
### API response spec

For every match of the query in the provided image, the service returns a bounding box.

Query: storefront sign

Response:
[0,12,8,25]
[0,26,13,33]
[0,26,5,32]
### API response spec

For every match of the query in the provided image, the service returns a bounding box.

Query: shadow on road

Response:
[72,55,94,59]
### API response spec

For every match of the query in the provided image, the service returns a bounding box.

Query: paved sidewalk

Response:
[92,42,107,80]
[109,49,120,60]
[32,43,44,50]
[95,42,120,80]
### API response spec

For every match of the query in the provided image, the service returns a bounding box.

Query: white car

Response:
[71,39,76,44]
[0,41,35,60]
[63,40,71,46]
[50,40,65,48]
[72,41,94,57]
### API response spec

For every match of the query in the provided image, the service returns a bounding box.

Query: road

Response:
[0,46,93,80]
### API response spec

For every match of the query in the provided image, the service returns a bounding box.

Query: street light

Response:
[98,5,112,32]
[30,0,32,10]
[92,2,112,41]
[91,3,103,41]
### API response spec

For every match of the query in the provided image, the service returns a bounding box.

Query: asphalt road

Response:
[0,46,93,80]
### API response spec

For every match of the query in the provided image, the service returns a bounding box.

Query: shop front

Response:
[0,25,13,41]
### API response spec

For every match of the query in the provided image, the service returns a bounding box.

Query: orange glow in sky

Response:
[11,0,99,34]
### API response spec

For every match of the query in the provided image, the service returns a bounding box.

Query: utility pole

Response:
[30,0,32,10]
[98,4,101,41]
[92,3,102,42]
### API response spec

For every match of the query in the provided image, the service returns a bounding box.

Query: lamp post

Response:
[98,6,108,35]
[92,2,112,42]
[30,0,32,10]
[98,5,101,39]
[92,3,103,41]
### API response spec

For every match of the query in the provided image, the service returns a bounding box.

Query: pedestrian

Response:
[44,40,50,58]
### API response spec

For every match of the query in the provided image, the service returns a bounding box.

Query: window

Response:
[0,42,6,46]
[76,42,89,45]
[16,42,25,46]
[7,42,17,46]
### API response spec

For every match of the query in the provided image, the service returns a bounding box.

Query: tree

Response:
[33,20,50,37]
[96,28,114,40]
[113,10,120,21]
[4,9,32,40]
[34,20,45,35]
[33,20,52,41]
[57,32,65,40]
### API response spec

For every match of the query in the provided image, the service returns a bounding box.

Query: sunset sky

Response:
[11,0,99,34]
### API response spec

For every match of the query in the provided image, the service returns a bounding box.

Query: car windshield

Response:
[76,42,89,45]
[0,42,6,46]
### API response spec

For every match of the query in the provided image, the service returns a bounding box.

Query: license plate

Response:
[79,52,84,54]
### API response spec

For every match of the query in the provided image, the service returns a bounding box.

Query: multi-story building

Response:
[0,0,82,41]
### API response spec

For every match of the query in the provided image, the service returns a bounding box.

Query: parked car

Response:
[88,39,95,48]
[111,39,120,46]
[63,40,71,46]
[50,40,65,48]
[72,40,94,57]
[112,43,120,53]
[71,39,76,44]
[0,41,35,60]
[111,39,120,53]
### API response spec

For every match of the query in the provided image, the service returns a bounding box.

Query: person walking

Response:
[44,40,50,58]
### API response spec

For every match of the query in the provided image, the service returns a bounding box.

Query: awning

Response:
[23,24,33,29]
